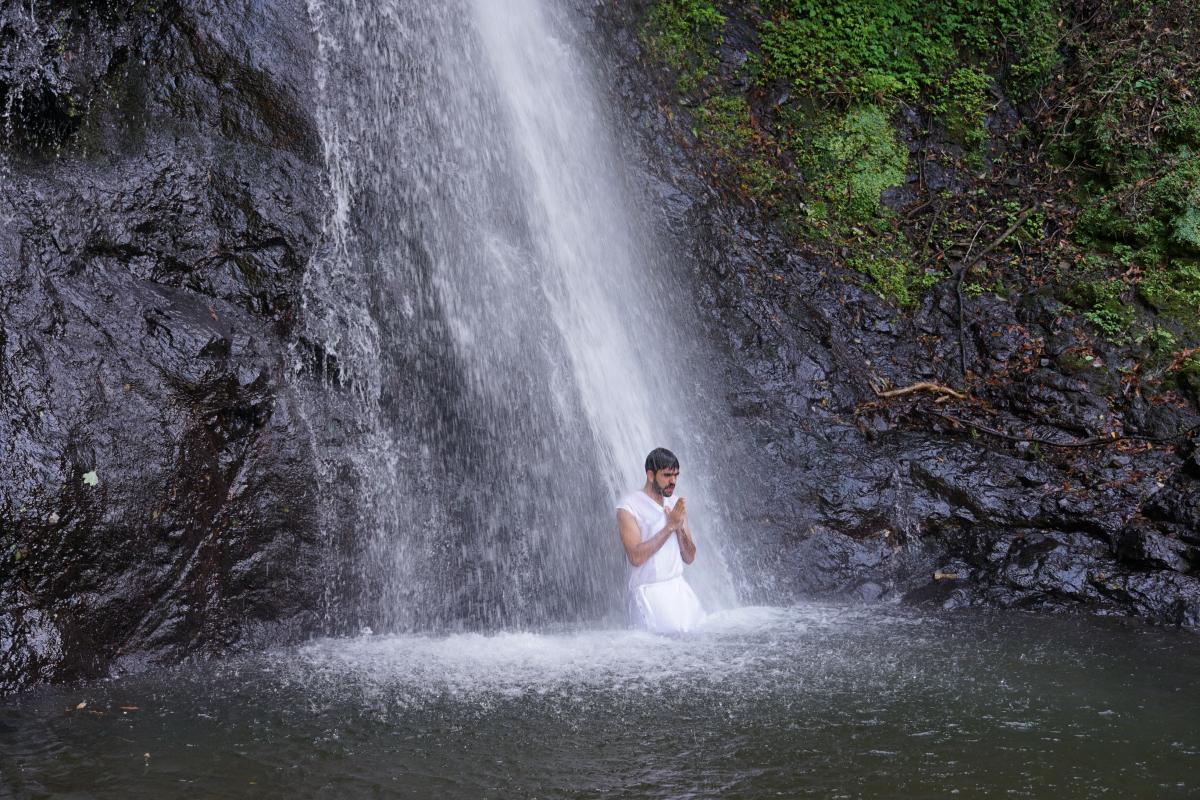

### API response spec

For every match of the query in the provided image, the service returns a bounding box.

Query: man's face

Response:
[648,467,679,498]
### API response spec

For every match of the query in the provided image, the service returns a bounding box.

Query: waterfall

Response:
[304,0,740,631]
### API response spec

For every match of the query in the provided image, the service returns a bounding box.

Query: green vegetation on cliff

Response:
[642,0,1200,392]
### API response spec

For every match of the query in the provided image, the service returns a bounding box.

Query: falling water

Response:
[304,0,740,631]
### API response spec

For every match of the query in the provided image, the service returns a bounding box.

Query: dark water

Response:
[2,605,1197,799]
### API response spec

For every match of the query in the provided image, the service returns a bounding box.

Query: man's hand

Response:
[666,497,687,531]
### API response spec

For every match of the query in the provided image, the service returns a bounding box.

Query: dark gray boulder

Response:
[0,0,331,694]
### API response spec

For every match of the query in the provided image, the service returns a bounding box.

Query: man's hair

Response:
[644,447,679,473]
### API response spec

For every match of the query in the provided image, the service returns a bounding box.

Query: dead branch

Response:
[875,381,968,400]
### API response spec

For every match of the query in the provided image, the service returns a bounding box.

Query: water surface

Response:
[3,605,1197,798]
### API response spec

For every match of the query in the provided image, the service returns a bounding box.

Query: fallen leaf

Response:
[119,706,140,712]
[76,701,87,710]
[82,471,99,487]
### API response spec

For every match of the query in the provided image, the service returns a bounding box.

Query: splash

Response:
[303,0,739,631]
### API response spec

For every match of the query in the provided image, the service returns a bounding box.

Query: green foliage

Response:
[695,94,789,199]
[934,66,994,151]
[643,0,726,90]
[1176,351,1200,391]
[1138,260,1200,329]
[757,1,951,102]
[800,105,908,221]
[1058,6,1200,346]
[849,249,942,306]
[1165,104,1200,150]
[1059,256,1136,340]
[756,0,1059,108]
[695,94,754,150]
[1083,304,1135,340]
[995,0,1060,102]
[1078,149,1200,256]
[1144,324,1178,358]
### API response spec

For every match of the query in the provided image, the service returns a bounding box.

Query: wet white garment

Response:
[616,491,706,633]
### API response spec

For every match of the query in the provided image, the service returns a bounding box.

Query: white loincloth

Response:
[631,575,706,634]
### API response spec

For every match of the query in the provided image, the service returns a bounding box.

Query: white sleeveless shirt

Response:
[616,491,683,590]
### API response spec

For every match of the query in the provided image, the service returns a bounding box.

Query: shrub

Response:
[643,0,726,90]
[849,252,941,307]
[934,66,994,151]
[800,105,908,221]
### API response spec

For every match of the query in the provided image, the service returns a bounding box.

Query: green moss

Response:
[1165,104,1200,150]
[694,94,789,200]
[933,66,993,152]
[1078,148,1200,252]
[1074,144,1200,338]
[756,0,1059,108]
[1138,260,1200,330]
[642,0,726,91]
[639,0,1080,325]
[800,105,908,221]
[1176,353,1200,396]
[849,247,942,306]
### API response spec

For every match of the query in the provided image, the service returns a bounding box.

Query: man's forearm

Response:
[629,522,678,566]
[678,524,697,563]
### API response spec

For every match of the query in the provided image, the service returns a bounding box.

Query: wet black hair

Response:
[644,447,680,473]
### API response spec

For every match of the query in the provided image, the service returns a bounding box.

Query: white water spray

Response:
[304,0,740,630]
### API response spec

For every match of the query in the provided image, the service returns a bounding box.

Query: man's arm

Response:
[677,519,697,564]
[617,503,685,567]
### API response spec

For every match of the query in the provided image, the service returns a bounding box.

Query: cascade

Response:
[305,0,739,630]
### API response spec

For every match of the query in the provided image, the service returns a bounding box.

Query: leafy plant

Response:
[934,66,994,151]
[643,0,726,91]
[800,105,908,221]
[849,251,941,306]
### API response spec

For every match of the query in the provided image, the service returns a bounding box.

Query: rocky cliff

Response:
[3,0,1199,696]
[589,0,1200,626]
[0,0,332,694]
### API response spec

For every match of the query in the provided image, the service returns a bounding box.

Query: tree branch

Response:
[874,381,968,400]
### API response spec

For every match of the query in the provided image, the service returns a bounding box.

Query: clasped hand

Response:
[666,497,687,531]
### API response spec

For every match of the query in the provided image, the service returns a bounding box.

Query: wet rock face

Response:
[589,1,1200,630]
[1,0,329,693]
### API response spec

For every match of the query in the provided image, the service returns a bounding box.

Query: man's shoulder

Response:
[617,491,643,509]
[618,491,658,514]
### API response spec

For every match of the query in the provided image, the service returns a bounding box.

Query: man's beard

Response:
[656,481,675,497]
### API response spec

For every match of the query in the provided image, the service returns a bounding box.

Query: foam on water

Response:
[286,605,929,707]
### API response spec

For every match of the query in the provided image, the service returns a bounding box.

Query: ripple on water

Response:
[3,604,1199,799]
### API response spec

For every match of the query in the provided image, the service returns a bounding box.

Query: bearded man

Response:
[616,448,706,633]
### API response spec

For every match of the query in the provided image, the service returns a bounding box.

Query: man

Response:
[616,448,706,633]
